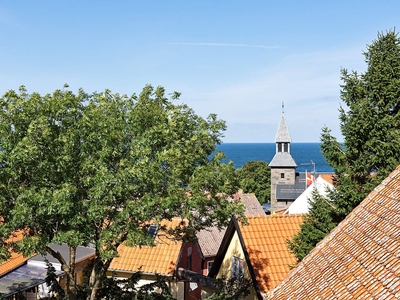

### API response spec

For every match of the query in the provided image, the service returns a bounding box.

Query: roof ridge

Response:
[244,214,303,220]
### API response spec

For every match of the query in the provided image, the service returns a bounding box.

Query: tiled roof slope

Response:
[267,165,400,299]
[0,231,31,276]
[196,226,227,258]
[240,193,265,217]
[240,215,303,294]
[109,219,184,276]
[196,193,265,257]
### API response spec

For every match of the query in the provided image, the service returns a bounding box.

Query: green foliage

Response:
[207,277,251,300]
[290,30,400,263]
[236,161,270,203]
[45,259,67,300]
[288,188,337,262]
[75,271,250,300]
[321,29,400,218]
[79,272,176,300]
[0,85,244,299]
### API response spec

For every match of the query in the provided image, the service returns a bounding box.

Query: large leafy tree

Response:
[289,30,400,262]
[0,85,243,300]
[235,161,270,203]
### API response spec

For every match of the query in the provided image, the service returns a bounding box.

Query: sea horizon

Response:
[215,142,334,173]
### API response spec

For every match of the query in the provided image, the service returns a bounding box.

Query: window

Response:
[281,173,285,179]
[232,256,244,282]
[148,225,158,239]
[278,143,282,152]
[207,260,214,275]
[284,143,288,152]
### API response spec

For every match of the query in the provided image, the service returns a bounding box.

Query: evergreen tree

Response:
[236,161,270,203]
[322,30,400,218]
[289,30,400,262]
[287,188,336,262]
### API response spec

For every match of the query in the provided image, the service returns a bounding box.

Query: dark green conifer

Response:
[289,30,400,262]
[288,188,337,262]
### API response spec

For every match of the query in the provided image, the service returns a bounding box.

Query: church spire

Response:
[269,107,297,168]
[274,111,291,143]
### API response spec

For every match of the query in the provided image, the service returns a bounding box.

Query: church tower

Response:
[269,106,298,212]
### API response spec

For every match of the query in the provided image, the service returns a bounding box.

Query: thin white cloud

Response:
[180,45,366,142]
[168,42,284,49]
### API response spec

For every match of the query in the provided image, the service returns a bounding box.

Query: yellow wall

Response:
[215,231,258,300]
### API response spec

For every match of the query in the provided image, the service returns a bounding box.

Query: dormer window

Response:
[148,225,158,239]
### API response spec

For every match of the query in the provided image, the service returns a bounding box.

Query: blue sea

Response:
[215,143,334,173]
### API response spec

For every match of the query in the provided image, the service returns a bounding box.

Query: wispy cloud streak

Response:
[168,42,284,49]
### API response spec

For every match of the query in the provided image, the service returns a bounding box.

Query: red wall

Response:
[178,241,203,299]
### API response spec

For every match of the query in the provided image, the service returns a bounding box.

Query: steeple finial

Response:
[282,102,285,114]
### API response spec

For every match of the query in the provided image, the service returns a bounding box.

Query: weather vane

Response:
[282,102,285,114]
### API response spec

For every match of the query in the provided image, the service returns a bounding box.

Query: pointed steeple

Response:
[269,107,297,168]
[275,114,292,143]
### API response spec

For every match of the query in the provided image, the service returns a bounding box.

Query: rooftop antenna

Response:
[301,160,316,188]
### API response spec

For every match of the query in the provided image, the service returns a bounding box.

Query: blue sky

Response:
[1,1,399,142]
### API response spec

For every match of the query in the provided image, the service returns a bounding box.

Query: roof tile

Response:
[109,219,184,276]
[239,214,303,293]
[0,231,31,276]
[267,165,400,299]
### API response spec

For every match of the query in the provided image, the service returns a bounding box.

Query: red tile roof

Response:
[109,219,184,276]
[208,214,303,299]
[267,165,400,299]
[0,231,31,276]
[240,215,303,294]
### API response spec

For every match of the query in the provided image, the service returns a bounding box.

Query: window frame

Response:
[231,256,244,282]
[207,260,214,275]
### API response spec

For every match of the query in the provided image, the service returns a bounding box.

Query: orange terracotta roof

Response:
[109,219,184,276]
[267,165,400,299]
[318,173,334,185]
[240,215,303,294]
[0,231,31,276]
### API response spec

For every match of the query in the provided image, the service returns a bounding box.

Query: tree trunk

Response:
[87,257,112,300]
[67,245,77,300]
[46,245,77,300]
